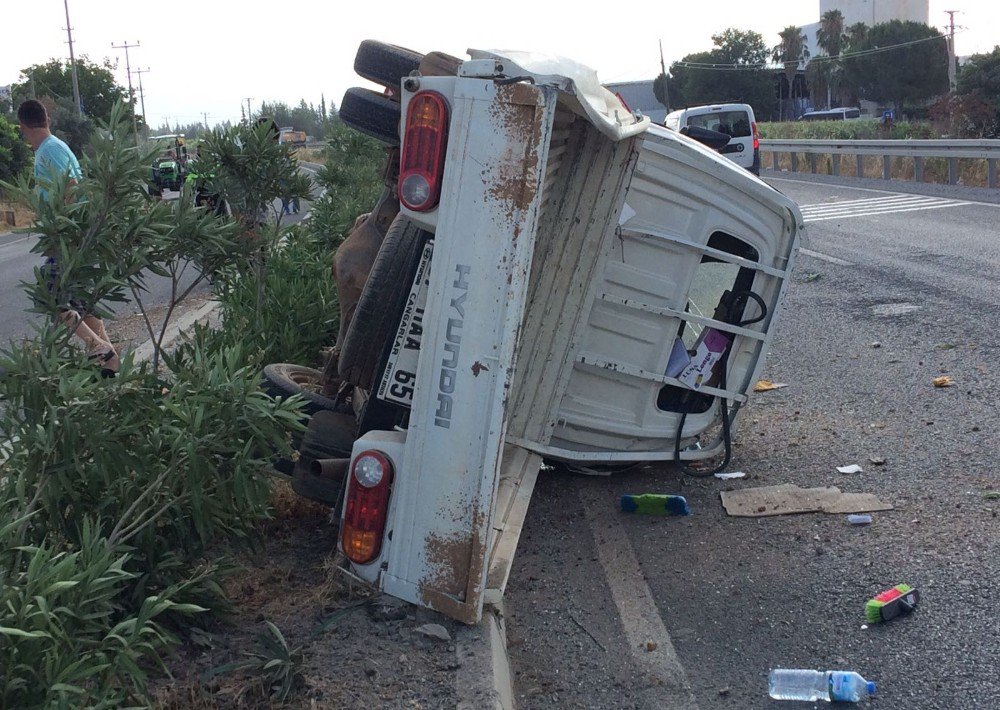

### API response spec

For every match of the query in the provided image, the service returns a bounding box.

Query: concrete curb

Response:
[456,604,516,710]
[131,299,220,363]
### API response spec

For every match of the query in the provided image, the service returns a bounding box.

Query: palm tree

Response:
[817,9,846,57]
[816,9,846,108]
[773,26,810,119]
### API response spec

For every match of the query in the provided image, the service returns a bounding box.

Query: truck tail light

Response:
[341,450,394,565]
[399,91,449,211]
[752,121,760,151]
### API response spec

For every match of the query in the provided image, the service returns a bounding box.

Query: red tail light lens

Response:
[399,91,449,212]
[341,450,394,565]
[752,122,760,151]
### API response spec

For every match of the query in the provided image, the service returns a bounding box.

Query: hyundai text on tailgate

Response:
[291,46,804,624]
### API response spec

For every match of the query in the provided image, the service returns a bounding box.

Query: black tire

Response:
[340,87,401,145]
[291,458,348,508]
[298,410,356,463]
[338,216,430,388]
[261,363,344,417]
[354,40,423,90]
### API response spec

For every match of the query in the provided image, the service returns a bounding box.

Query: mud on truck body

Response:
[264,42,805,624]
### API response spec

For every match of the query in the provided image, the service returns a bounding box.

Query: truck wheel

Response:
[291,458,348,509]
[339,87,401,145]
[292,411,355,507]
[354,40,423,90]
[262,363,345,416]
[338,216,430,388]
[298,410,356,463]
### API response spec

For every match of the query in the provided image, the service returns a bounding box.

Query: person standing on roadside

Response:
[17,99,119,375]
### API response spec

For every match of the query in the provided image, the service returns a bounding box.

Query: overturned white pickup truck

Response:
[272,45,804,624]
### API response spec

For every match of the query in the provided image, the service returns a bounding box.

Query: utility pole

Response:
[134,67,150,138]
[658,40,670,112]
[111,41,140,145]
[202,112,210,130]
[944,10,959,92]
[62,0,82,116]
[243,97,254,122]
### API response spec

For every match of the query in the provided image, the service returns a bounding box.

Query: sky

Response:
[2,1,998,129]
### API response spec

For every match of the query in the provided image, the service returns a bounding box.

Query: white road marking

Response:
[804,201,972,222]
[799,248,854,266]
[767,175,1000,208]
[799,194,971,223]
[580,487,700,710]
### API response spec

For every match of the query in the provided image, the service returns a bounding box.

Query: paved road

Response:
[0,167,321,349]
[507,179,1000,708]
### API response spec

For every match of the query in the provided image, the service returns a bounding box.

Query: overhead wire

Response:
[671,29,963,72]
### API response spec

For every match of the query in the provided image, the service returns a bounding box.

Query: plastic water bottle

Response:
[768,669,876,702]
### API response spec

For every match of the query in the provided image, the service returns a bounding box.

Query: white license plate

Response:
[377,240,433,407]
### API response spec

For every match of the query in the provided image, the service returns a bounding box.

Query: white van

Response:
[799,107,863,121]
[664,103,760,175]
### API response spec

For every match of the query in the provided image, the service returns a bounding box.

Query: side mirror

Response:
[680,125,731,151]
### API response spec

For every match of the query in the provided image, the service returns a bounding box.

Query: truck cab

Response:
[294,47,804,624]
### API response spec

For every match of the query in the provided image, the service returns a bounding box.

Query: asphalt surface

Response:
[0,184,317,349]
[506,178,1000,708]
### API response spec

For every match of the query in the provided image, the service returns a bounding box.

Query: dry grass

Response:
[763,150,991,187]
[293,148,325,165]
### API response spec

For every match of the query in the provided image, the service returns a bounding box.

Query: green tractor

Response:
[147,134,188,196]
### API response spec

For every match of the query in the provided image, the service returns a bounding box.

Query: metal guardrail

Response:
[760,139,1000,188]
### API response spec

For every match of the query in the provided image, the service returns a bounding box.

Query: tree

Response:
[773,26,810,119]
[814,9,847,108]
[817,10,846,57]
[668,29,773,119]
[951,46,1000,137]
[842,20,948,112]
[11,57,131,123]
[0,115,32,183]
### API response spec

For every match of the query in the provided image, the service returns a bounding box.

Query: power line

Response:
[672,31,961,72]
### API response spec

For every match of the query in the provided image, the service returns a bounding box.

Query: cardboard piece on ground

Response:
[720,484,893,518]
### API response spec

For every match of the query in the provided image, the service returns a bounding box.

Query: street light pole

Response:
[62,0,82,116]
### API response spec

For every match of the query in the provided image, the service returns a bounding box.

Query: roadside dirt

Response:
[152,480,460,709]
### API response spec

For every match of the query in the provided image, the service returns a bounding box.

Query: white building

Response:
[819,0,928,26]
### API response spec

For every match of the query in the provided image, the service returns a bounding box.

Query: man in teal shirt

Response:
[17,99,119,375]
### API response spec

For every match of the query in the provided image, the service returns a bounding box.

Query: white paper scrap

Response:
[837,464,864,474]
[715,472,747,480]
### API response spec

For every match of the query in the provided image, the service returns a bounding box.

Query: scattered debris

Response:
[753,380,789,392]
[718,687,731,696]
[847,514,873,526]
[932,375,954,388]
[720,484,893,518]
[415,623,452,642]
[621,494,690,516]
[983,491,1000,501]
[865,584,919,623]
[871,341,882,348]
[868,456,887,466]
[837,464,864,474]
[934,342,957,350]
[714,471,746,480]
[802,272,823,283]
[645,640,658,652]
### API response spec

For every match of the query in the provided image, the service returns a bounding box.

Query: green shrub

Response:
[308,121,387,249]
[206,224,339,368]
[759,119,935,140]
